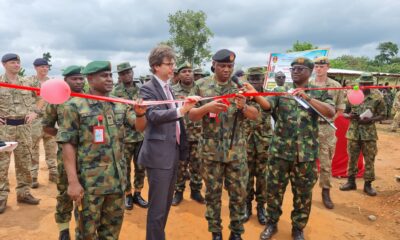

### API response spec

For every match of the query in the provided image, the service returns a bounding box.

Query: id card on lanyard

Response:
[93,115,106,144]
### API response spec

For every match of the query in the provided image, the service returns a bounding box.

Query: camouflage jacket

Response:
[57,97,137,195]
[243,98,272,153]
[267,83,334,162]
[346,90,386,141]
[172,82,202,142]
[0,74,36,118]
[190,75,247,163]
[112,83,143,143]
[392,91,400,112]
[310,77,346,113]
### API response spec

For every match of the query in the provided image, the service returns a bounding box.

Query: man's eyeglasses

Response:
[275,76,286,79]
[161,62,176,68]
[289,67,310,72]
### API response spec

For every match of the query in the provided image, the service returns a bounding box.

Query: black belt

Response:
[1,118,26,126]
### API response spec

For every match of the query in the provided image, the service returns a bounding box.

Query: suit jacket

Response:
[138,76,188,169]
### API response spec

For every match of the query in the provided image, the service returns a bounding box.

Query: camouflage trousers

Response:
[124,141,145,193]
[246,146,268,205]
[55,144,73,225]
[390,111,400,131]
[347,139,377,181]
[202,159,248,234]
[175,141,203,192]
[75,193,124,240]
[265,157,318,230]
[317,124,337,189]
[0,125,33,200]
[31,119,57,178]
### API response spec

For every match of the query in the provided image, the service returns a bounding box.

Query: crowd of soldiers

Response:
[0,48,399,240]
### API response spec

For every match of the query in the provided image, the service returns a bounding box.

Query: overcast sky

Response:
[0,0,399,77]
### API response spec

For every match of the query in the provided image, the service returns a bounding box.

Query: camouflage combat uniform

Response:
[0,74,36,200]
[112,83,145,193]
[171,82,203,193]
[57,97,136,239]
[191,76,249,234]
[310,78,345,189]
[28,76,57,179]
[42,102,73,227]
[265,84,334,230]
[390,91,400,131]
[345,90,386,181]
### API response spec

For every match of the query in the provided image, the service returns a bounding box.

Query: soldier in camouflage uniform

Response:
[42,65,84,240]
[194,68,205,81]
[57,61,147,239]
[340,73,386,196]
[310,57,346,209]
[0,53,41,214]
[189,49,259,240]
[29,58,58,188]
[246,57,335,240]
[382,82,394,119]
[242,67,272,225]
[390,88,400,132]
[171,62,205,206]
[112,62,148,210]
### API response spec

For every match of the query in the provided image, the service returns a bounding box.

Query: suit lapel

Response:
[151,76,171,109]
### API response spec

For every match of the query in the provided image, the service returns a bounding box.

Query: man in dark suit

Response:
[138,44,200,240]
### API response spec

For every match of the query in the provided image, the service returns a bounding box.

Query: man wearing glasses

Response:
[274,71,286,89]
[245,57,335,240]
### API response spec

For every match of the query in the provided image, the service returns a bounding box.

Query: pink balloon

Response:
[347,89,364,105]
[40,79,71,104]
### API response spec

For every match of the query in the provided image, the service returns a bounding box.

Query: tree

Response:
[330,55,379,72]
[42,52,52,70]
[167,10,214,66]
[18,68,26,77]
[286,41,318,52]
[374,41,398,65]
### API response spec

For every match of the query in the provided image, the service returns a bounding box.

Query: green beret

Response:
[117,62,135,73]
[193,68,204,75]
[62,65,83,77]
[212,49,236,63]
[291,57,314,69]
[313,56,329,65]
[247,67,266,76]
[81,61,111,75]
[177,62,192,73]
[358,72,374,83]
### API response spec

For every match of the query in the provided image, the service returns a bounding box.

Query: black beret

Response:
[33,58,49,66]
[2,53,20,63]
[212,49,236,63]
[234,69,244,77]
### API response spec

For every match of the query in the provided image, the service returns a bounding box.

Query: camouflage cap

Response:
[247,67,266,76]
[81,61,111,75]
[291,57,314,69]
[1,53,20,63]
[358,72,374,83]
[117,62,135,73]
[193,68,204,75]
[62,65,83,77]
[313,56,330,65]
[177,61,192,73]
[33,58,49,66]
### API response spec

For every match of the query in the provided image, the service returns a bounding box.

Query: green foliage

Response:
[167,10,214,66]
[375,41,399,65]
[42,52,52,70]
[18,68,25,77]
[287,40,318,52]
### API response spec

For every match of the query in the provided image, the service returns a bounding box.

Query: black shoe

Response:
[190,190,205,204]
[59,229,70,240]
[0,199,7,214]
[256,204,267,225]
[17,193,40,205]
[243,201,252,222]
[322,188,334,209]
[212,232,222,240]
[229,232,242,240]
[292,227,305,240]
[125,194,133,210]
[132,192,149,208]
[260,223,278,240]
[31,178,39,189]
[363,181,377,196]
[339,175,357,191]
[172,191,183,206]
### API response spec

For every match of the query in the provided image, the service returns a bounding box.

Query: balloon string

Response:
[0,82,398,106]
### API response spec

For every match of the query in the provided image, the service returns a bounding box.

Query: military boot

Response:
[363,181,377,196]
[292,227,305,240]
[17,192,40,205]
[0,199,7,214]
[172,191,183,206]
[243,201,252,222]
[256,203,267,225]
[31,177,39,189]
[190,190,205,204]
[339,175,357,191]
[212,232,222,240]
[260,223,278,240]
[125,193,134,210]
[228,232,242,240]
[59,229,70,240]
[132,191,149,208]
[322,188,334,209]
